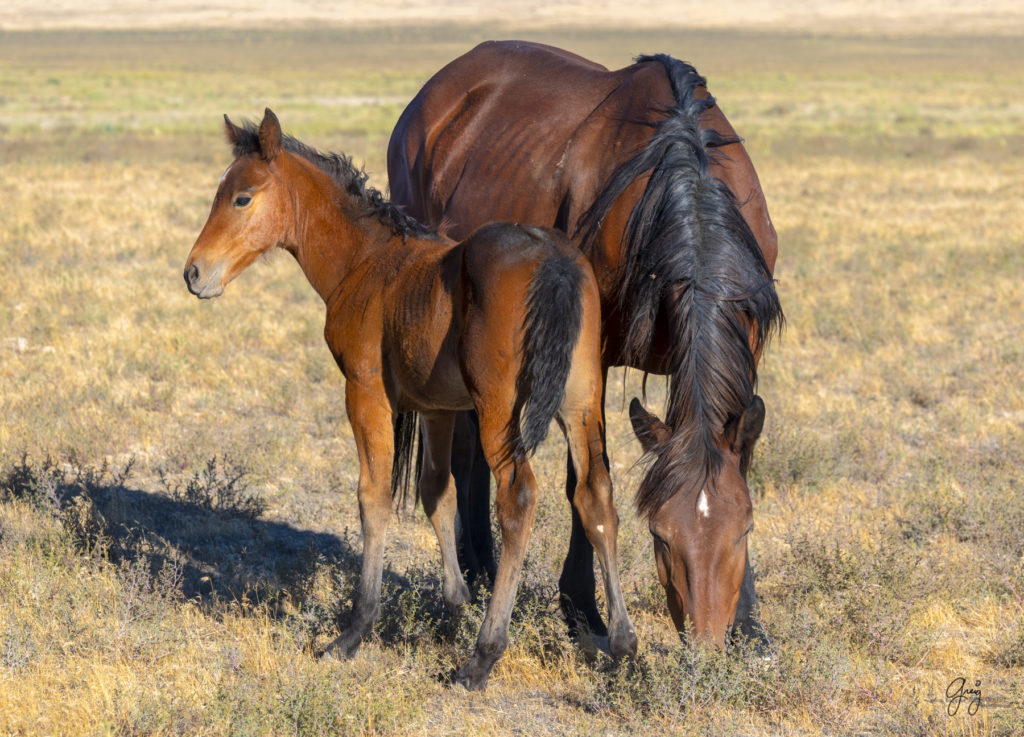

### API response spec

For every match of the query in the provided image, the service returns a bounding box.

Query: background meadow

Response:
[1,17,1023,737]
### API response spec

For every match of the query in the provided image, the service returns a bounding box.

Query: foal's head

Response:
[629,395,765,648]
[184,108,291,298]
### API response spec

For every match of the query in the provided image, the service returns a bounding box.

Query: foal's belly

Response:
[391,351,474,414]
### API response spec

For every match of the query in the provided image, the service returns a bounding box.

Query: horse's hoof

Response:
[560,594,608,640]
[573,630,609,661]
[729,621,774,660]
[454,658,491,691]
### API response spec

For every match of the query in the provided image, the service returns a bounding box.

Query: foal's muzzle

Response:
[183,261,223,299]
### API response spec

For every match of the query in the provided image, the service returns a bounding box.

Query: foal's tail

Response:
[509,247,585,459]
[391,410,419,508]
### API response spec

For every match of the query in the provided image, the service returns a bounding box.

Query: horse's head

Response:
[184,108,289,299]
[629,395,765,647]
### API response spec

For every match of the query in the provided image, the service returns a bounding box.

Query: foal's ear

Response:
[258,107,283,161]
[223,114,245,147]
[629,398,672,452]
[732,395,765,477]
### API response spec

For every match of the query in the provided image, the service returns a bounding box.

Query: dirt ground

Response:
[2,0,1023,34]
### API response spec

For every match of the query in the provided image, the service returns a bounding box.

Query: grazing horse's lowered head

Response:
[630,394,765,647]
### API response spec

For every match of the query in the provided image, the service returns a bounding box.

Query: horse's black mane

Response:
[231,120,436,240]
[578,54,783,519]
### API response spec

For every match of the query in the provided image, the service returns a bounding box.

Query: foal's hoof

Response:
[443,580,472,613]
[321,632,362,660]
[609,623,639,659]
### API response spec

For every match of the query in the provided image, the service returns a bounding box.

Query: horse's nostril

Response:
[185,262,199,287]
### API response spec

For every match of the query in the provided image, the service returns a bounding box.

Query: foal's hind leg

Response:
[454,411,539,691]
[559,451,608,641]
[560,406,637,659]
[419,413,472,611]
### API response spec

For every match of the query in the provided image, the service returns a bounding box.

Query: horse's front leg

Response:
[324,380,394,659]
[451,410,496,587]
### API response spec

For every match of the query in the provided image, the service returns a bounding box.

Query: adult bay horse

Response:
[183,108,636,690]
[388,41,784,648]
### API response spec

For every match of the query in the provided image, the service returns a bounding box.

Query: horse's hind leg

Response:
[420,413,471,611]
[560,306,636,658]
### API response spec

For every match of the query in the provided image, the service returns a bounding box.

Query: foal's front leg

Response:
[324,379,394,658]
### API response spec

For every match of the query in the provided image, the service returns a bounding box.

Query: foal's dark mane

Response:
[578,55,783,518]
[230,120,436,240]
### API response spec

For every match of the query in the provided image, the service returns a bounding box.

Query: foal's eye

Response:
[233,194,252,208]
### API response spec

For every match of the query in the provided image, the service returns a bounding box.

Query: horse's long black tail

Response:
[509,251,585,459]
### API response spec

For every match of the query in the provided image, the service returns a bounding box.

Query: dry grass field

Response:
[1,15,1023,737]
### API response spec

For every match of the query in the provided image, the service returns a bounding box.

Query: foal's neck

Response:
[284,154,402,305]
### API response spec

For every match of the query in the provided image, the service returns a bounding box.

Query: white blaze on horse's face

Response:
[630,396,763,647]
[697,488,710,518]
[648,468,752,646]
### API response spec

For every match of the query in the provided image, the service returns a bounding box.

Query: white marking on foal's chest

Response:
[697,489,710,518]
[596,524,605,534]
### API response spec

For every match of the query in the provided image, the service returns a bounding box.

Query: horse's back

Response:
[388,41,670,239]
[388,40,777,273]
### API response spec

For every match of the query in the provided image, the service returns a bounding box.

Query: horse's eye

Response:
[233,194,252,208]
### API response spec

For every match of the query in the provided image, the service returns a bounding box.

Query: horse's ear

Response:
[732,395,765,477]
[258,107,282,161]
[629,397,671,452]
[224,114,244,147]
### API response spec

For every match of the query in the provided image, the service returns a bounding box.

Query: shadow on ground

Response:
[0,456,416,622]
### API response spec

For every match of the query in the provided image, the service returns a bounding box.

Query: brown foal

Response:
[183,109,636,690]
